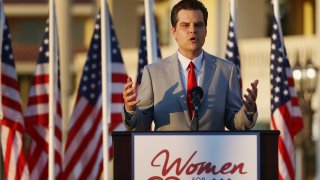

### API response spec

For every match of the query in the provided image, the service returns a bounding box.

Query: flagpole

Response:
[272,0,280,20]
[229,0,236,26]
[229,0,239,50]
[56,0,71,150]
[0,1,4,120]
[144,0,158,64]
[48,0,57,179]
[272,0,285,50]
[101,0,111,179]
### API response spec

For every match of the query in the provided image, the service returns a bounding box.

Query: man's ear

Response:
[205,27,207,37]
[171,27,177,39]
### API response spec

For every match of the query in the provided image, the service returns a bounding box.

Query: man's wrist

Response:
[245,103,257,114]
[124,106,135,120]
[125,106,136,113]
[245,104,257,121]
[245,111,254,122]
[245,111,254,115]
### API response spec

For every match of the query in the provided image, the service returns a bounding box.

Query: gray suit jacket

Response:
[123,51,257,131]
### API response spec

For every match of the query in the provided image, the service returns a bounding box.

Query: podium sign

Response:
[133,132,259,180]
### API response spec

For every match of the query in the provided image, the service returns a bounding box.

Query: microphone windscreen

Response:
[190,86,203,99]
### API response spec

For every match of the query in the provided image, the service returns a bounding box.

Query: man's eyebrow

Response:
[195,21,205,24]
[179,21,204,24]
[195,21,205,25]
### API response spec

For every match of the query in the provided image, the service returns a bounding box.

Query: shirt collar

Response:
[178,51,204,71]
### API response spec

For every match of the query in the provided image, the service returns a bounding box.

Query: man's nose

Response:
[189,25,196,33]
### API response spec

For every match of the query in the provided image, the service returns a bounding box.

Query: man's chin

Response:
[189,47,201,53]
[187,45,199,51]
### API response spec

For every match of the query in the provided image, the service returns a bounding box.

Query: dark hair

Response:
[171,0,208,27]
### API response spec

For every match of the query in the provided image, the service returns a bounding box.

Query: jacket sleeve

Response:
[225,64,258,130]
[122,66,154,131]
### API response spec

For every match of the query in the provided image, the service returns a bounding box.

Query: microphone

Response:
[190,86,203,111]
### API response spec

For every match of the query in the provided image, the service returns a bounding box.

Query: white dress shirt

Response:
[177,50,204,93]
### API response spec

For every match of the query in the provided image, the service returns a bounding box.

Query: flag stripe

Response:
[25,113,49,126]
[1,73,19,90]
[2,95,22,112]
[0,118,24,132]
[112,94,123,102]
[112,73,127,82]
[1,84,24,105]
[1,63,19,79]
[32,74,49,85]
[29,84,48,97]
[27,94,49,105]
[4,129,14,179]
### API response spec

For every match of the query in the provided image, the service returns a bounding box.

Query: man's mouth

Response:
[190,37,196,42]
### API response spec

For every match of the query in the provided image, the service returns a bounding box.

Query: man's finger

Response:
[127,76,132,83]
[127,99,141,107]
[243,94,251,103]
[123,87,133,97]
[244,94,255,107]
[246,88,256,101]
[243,100,249,108]
[252,79,259,87]
[125,92,137,102]
[123,81,133,91]
[243,100,253,110]
[243,99,255,112]
[251,80,259,93]
[125,99,141,111]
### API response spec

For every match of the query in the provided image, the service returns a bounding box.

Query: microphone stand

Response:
[190,107,199,131]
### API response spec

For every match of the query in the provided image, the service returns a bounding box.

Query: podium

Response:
[112,131,279,180]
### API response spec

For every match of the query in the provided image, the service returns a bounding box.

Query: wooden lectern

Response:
[112,131,279,180]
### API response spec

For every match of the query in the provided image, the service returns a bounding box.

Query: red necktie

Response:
[187,62,197,118]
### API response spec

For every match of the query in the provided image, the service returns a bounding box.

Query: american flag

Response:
[225,15,242,91]
[63,12,127,179]
[24,21,63,179]
[136,15,161,86]
[270,14,304,180]
[0,17,30,180]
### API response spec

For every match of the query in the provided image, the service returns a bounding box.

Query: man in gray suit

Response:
[123,0,258,131]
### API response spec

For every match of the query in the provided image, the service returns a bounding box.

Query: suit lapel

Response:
[199,52,216,103]
[165,53,191,123]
